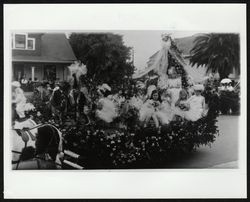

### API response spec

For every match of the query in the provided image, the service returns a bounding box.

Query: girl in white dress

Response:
[174,89,190,120]
[96,85,118,123]
[139,90,161,131]
[185,84,206,121]
[156,89,174,125]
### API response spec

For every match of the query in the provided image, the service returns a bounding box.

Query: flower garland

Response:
[61,106,219,169]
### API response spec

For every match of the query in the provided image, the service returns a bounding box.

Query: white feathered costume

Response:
[96,84,118,123]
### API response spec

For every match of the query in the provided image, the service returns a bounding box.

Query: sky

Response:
[113,30,202,70]
[66,30,204,71]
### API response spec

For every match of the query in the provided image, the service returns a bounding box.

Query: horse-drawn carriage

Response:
[12,118,86,170]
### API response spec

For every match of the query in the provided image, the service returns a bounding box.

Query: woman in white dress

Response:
[166,66,182,105]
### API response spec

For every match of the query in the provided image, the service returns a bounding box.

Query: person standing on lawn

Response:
[75,75,91,124]
[12,81,35,120]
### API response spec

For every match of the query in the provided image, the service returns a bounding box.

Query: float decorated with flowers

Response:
[13,34,220,169]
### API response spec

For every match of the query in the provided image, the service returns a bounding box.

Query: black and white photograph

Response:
[4,3,246,199]
[10,30,241,170]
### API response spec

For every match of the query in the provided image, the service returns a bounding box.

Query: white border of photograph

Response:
[4,4,247,198]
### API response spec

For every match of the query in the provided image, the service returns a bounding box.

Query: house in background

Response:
[12,32,77,82]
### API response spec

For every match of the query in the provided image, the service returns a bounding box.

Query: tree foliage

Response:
[69,33,135,84]
[190,33,240,79]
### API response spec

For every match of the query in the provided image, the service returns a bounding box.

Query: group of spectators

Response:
[18,74,59,92]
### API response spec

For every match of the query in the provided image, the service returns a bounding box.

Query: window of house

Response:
[27,38,35,50]
[12,33,35,50]
[14,34,26,49]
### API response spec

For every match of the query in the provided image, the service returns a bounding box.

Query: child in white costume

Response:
[185,84,206,121]
[139,90,161,131]
[96,84,118,123]
[174,89,190,119]
[156,89,174,125]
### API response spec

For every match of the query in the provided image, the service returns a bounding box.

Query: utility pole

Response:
[132,47,134,66]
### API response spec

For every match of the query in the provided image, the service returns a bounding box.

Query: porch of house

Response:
[12,62,71,82]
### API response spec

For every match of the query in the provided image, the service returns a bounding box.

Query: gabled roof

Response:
[13,33,77,63]
[175,34,202,55]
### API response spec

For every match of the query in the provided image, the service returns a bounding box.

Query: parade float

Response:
[19,35,220,169]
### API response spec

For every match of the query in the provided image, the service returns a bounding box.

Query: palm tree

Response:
[190,33,240,80]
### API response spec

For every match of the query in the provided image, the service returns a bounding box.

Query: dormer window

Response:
[15,34,26,49]
[27,38,35,50]
[12,33,35,50]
